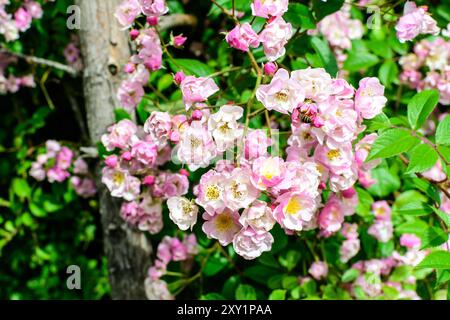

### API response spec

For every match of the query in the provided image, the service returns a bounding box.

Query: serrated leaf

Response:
[394,201,433,216]
[405,144,439,174]
[420,227,448,249]
[416,251,450,270]
[367,128,420,161]
[395,220,428,236]
[429,207,450,228]
[364,113,391,131]
[407,90,440,130]
[436,115,450,146]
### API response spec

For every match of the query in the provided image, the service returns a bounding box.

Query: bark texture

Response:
[75,0,152,299]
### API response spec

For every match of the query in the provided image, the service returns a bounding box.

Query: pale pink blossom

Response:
[239,200,275,233]
[259,16,293,61]
[138,0,168,17]
[233,227,274,260]
[308,261,328,280]
[396,2,439,43]
[202,209,242,246]
[274,191,319,231]
[145,279,173,300]
[400,234,421,249]
[224,167,260,211]
[115,0,141,28]
[355,77,387,119]
[318,195,345,234]
[143,111,172,150]
[180,76,219,110]
[167,197,198,231]
[251,0,288,18]
[244,129,272,161]
[225,23,260,52]
[256,68,304,114]
[102,167,140,201]
[101,119,138,151]
[208,105,244,152]
[195,170,226,215]
[291,68,333,102]
[176,121,217,171]
[251,156,286,190]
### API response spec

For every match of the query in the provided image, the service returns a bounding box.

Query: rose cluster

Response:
[399,36,450,105]
[0,0,45,42]
[395,1,440,43]
[115,0,188,111]
[29,140,97,198]
[225,0,293,61]
[156,67,386,259]
[310,3,363,75]
[144,234,198,300]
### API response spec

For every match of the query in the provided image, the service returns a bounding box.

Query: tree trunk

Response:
[75,0,152,300]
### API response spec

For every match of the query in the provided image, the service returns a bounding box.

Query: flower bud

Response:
[263,62,277,76]
[129,29,140,40]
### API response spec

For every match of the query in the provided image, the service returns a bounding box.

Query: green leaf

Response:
[429,207,450,228]
[235,284,257,300]
[409,177,441,205]
[364,113,391,131]
[420,227,448,249]
[278,250,301,272]
[405,144,439,174]
[344,50,379,72]
[12,178,31,200]
[342,268,359,283]
[284,3,316,30]
[310,37,338,76]
[394,201,433,216]
[268,289,286,300]
[157,74,174,92]
[114,108,132,121]
[312,0,344,21]
[170,59,214,77]
[416,251,450,270]
[367,166,400,198]
[395,220,428,236]
[407,90,440,130]
[202,254,228,277]
[243,265,279,285]
[367,128,420,161]
[378,60,398,88]
[200,293,226,300]
[356,187,374,217]
[436,115,450,146]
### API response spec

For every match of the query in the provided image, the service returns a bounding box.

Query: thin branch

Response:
[0,46,78,76]
[158,14,198,31]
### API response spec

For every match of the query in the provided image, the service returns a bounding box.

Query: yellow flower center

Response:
[181,200,194,215]
[206,185,220,201]
[113,172,125,185]
[275,90,289,102]
[215,214,234,232]
[285,197,302,215]
[327,149,340,161]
